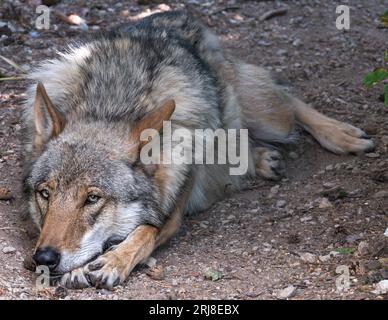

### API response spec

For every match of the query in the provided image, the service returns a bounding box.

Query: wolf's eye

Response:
[85,194,100,205]
[39,189,50,200]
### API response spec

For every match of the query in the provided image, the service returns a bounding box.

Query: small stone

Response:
[320,249,345,261]
[2,246,16,254]
[381,136,388,145]
[318,197,333,209]
[358,241,370,256]
[172,279,178,286]
[300,215,312,223]
[146,265,165,281]
[276,49,288,56]
[323,182,336,189]
[365,153,380,158]
[345,234,362,244]
[277,285,296,299]
[384,227,388,238]
[0,187,12,200]
[276,200,287,208]
[288,151,298,159]
[329,251,341,257]
[99,289,111,296]
[300,252,317,263]
[325,164,334,171]
[364,124,378,136]
[378,257,388,268]
[360,260,382,274]
[268,185,280,198]
[145,256,157,268]
[292,39,302,47]
[372,280,388,295]
[54,286,68,299]
[319,254,331,262]
[373,190,388,199]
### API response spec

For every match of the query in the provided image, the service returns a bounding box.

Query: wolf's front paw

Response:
[60,267,91,289]
[85,251,128,290]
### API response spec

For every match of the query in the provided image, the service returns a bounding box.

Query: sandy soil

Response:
[0,0,387,300]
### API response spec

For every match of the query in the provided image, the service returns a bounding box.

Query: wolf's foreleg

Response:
[60,190,186,290]
[85,225,159,289]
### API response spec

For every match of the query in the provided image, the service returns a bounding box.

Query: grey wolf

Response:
[22,11,375,289]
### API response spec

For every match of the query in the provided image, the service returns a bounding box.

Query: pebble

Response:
[357,241,370,256]
[2,246,16,254]
[379,257,388,268]
[384,227,388,238]
[145,256,157,268]
[319,254,331,262]
[364,124,378,136]
[319,250,340,262]
[372,280,388,295]
[268,185,280,198]
[300,252,317,263]
[323,182,336,189]
[365,153,380,159]
[292,39,302,47]
[318,197,332,209]
[146,265,165,281]
[373,190,388,199]
[345,234,362,244]
[276,200,287,208]
[300,215,312,223]
[277,285,296,299]
[0,187,13,200]
[288,151,298,159]
[277,49,288,56]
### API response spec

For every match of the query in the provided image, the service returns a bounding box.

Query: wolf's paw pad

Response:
[85,252,126,290]
[255,148,285,180]
[60,267,91,289]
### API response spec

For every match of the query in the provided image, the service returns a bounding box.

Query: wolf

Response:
[22,11,375,289]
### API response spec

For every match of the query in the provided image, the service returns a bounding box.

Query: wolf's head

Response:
[23,83,175,273]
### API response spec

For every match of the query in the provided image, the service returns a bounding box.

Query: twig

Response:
[0,227,27,233]
[210,6,241,16]
[0,76,26,81]
[0,55,27,74]
[259,8,288,22]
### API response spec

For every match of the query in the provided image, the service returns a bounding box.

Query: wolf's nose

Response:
[33,247,60,270]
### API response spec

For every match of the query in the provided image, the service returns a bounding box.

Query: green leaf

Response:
[385,49,388,63]
[204,268,223,281]
[363,68,388,88]
[384,84,388,106]
[380,10,388,27]
[335,247,355,255]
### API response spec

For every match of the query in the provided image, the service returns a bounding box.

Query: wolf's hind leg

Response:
[291,97,375,154]
[232,61,375,155]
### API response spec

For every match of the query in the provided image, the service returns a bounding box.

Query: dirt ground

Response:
[0,0,387,300]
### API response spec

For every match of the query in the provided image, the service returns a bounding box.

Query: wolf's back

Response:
[23,12,224,140]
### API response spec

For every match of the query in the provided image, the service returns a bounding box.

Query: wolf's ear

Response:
[129,99,175,151]
[33,82,65,152]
